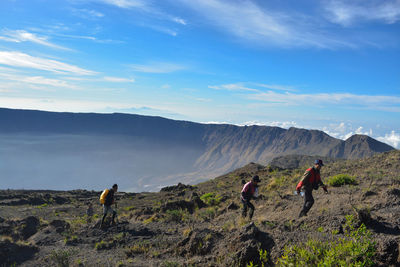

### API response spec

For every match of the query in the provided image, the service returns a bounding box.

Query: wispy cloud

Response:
[0,51,97,75]
[55,33,124,44]
[210,82,400,112]
[145,25,178,36]
[248,91,400,110]
[209,82,298,92]
[324,0,400,26]
[103,76,134,83]
[0,29,70,50]
[177,0,355,49]
[209,83,259,92]
[172,17,187,25]
[100,0,147,9]
[0,72,77,89]
[98,0,187,26]
[129,62,185,73]
[71,8,105,19]
[0,96,138,112]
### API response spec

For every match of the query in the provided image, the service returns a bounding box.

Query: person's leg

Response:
[241,199,248,218]
[101,205,109,227]
[248,201,255,220]
[109,206,116,224]
[299,190,314,217]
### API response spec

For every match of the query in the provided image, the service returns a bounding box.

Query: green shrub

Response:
[125,242,151,257]
[197,207,217,221]
[50,249,75,267]
[246,249,269,267]
[200,192,222,206]
[165,209,188,222]
[95,240,114,250]
[327,174,357,187]
[277,215,376,266]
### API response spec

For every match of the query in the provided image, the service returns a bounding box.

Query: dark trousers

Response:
[241,199,255,219]
[299,189,314,217]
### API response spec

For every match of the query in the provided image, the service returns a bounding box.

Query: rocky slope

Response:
[0,108,394,191]
[1,150,400,266]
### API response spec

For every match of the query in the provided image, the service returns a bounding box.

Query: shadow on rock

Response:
[367,218,400,235]
[0,239,39,265]
[376,236,399,266]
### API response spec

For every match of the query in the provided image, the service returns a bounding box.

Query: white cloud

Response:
[0,96,136,113]
[55,33,124,44]
[377,130,400,148]
[172,17,187,25]
[248,91,400,111]
[103,76,135,83]
[99,0,187,26]
[237,120,299,128]
[129,62,185,73]
[314,123,400,150]
[209,83,259,92]
[325,0,400,26]
[0,51,97,75]
[146,25,178,36]
[267,121,299,129]
[355,126,372,136]
[177,0,355,49]
[0,29,70,50]
[100,0,147,9]
[210,82,400,111]
[0,73,77,89]
[71,8,104,19]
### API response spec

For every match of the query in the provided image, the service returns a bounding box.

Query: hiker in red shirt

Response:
[241,175,261,220]
[296,159,328,217]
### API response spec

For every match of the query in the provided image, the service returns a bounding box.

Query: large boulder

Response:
[176,228,223,256]
[0,239,38,265]
[226,222,275,267]
[19,216,40,240]
[49,219,70,233]
[161,200,196,214]
[160,183,194,193]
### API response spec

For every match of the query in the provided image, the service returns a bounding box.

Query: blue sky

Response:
[0,0,399,147]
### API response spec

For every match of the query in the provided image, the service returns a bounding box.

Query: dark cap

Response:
[314,159,324,166]
[112,184,118,188]
[252,175,261,183]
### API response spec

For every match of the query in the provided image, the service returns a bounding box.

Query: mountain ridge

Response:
[0,108,395,191]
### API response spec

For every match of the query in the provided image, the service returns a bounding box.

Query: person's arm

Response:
[296,170,311,192]
[319,180,328,193]
[317,172,328,193]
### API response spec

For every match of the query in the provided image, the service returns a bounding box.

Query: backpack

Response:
[99,189,109,204]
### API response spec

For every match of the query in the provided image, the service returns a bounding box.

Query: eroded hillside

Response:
[1,150,400,266]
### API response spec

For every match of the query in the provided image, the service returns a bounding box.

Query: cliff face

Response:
[0,108,395,191]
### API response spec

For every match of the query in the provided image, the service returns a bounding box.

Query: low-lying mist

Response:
[0,134,204,192]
